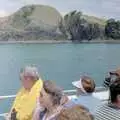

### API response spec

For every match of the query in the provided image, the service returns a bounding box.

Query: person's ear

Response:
[117,95,120,102]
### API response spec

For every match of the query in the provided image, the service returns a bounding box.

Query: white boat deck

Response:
[68,90,109,101]
[93,90,109,101]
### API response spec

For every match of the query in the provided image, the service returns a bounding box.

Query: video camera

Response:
[104,72,119,88]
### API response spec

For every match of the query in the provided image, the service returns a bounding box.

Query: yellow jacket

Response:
[11,79,43,120]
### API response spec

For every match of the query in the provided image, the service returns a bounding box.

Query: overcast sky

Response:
[0,0,120,19]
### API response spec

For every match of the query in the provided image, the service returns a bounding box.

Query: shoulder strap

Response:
[39,109,47,120]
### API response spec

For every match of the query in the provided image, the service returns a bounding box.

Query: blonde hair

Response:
[57,105,93,120]
[43,80,63,105]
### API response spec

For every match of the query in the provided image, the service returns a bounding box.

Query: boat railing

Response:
[0,86,108,117]
[0,95,16,99]
[64,86,107,95]
[0,86,106,100]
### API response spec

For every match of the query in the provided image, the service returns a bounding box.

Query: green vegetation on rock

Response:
[59,10,105,41]
[0,4,119,41]
[0,4,65,41]
[105,19,120,39]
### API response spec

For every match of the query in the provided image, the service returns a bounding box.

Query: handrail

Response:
[0,87,107,100]
[0,113,8,117]
[0,95,16,99]
[0,95,16,117]
[64,86,107,93]
[64,89,76,93]
[0,89,74,116]
[0,86,108,117]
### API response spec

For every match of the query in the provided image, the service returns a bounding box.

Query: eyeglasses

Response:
[110,72,119,76]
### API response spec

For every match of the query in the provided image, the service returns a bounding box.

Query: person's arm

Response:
[32,107,41,120]
[32,98,45,120]
[6,89,23,120]
[4,108,18,120]
[60,95,69,105]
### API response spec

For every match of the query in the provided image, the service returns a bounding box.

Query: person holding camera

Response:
[104,68,120,88]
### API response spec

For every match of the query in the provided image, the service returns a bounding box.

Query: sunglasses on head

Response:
[109,72,119,76]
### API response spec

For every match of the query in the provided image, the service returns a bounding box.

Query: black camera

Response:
[104,73,118,88]
[11,108,17,120]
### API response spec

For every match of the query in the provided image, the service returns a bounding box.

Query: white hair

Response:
[20,66,40,80]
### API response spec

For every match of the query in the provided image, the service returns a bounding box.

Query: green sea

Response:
[0,43,120,116]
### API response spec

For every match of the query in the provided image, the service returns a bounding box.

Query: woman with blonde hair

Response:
[33,80,63,120]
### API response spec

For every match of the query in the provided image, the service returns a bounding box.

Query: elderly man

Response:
[8,66,43,120]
